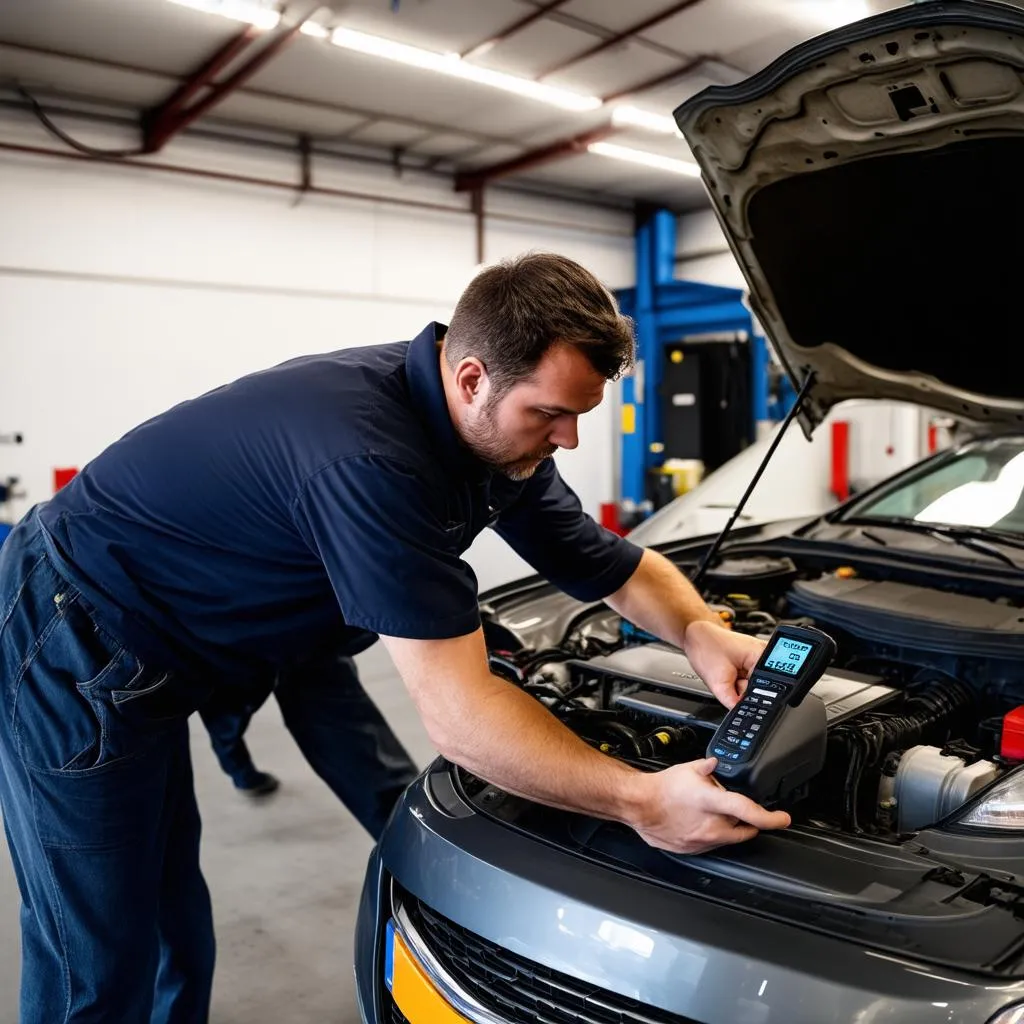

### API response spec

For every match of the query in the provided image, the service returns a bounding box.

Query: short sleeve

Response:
[493,460,644,602]
[292,455,481,639]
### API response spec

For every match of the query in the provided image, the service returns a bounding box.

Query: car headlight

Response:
[957,767,1024,829]
[987,1003,1024,1024]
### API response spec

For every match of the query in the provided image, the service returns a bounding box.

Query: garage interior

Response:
[0,0,991,1022]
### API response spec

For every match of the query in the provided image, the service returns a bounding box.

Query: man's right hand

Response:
[627,757,791,855]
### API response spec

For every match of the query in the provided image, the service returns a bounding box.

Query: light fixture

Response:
[300,21,331,39]
[611,105,681,136]
[167,0,281,30]
[328,27,602,112]
[588,141,701,177]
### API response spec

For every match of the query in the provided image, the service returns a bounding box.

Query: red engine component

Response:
[1000,706,1024,761]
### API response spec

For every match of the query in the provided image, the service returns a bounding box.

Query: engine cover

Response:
[572,642,897,729]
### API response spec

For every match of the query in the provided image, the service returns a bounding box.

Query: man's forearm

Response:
[438,672,649,824]
[605,548,720,649]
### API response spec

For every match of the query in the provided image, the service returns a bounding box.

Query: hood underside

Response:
[675,0,1024,433]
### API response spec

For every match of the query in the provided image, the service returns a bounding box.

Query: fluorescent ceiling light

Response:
[611,105,681,135]
[588,141,701,177]
[300,21,331,39]
[167,0,281,30]
[329,26,602,112]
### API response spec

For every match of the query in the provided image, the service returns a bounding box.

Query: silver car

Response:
[356,3,1024,1022]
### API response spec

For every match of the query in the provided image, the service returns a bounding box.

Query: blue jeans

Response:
[0,510,419,1022]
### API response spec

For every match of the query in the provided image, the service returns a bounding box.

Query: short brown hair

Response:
[444,252,635,397]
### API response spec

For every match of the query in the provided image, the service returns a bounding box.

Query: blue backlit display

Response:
[764,637,813,676]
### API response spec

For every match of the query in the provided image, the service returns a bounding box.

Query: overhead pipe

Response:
[1,94,632,219]
[0,141,631,237]
[471,187,485,264]
[454,123,620,192]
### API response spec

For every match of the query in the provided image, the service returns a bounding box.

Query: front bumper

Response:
[355,764,1024,1024]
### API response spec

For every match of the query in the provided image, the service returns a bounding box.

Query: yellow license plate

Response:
[385,920,471,1024]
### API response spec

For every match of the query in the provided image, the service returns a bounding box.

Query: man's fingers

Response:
[714,824,761,847]
[710,677,741,709]
[705,788,792,831]
[694,756,718,777]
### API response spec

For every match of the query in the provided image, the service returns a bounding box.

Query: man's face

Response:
[457,343,607,481]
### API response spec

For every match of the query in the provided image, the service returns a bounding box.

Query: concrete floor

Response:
[0,645,435,1024]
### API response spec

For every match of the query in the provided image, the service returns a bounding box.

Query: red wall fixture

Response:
[830,421,850,502]
[53,467,78,492]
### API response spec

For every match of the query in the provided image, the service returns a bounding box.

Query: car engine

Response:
[482,554,1024,838]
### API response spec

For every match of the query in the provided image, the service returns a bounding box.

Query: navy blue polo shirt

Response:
[38,323,644,677]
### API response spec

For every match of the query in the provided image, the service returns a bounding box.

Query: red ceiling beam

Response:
[536,0,708,80]
[148,26,259,129]
[454,123,620,192]
[462,0,571,60]
[142,17,309,153]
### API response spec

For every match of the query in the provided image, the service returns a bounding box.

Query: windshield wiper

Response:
[845,516,1022,569]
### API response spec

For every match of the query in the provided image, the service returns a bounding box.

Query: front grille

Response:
[383,992,409,1024]
[404,895,701,1024]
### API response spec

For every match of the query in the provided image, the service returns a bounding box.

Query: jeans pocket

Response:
[111,669,213,725]
[13,597,160,777]
[15,652,139,778]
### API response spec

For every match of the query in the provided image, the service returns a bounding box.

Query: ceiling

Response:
[0,0,913,209]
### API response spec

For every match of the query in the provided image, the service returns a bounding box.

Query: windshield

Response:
[841,438,1024,536]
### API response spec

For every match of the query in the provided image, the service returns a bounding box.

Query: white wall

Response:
[675,208,745,290]
[0,110,634,590]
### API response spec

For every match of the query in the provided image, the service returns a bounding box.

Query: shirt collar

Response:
[405,322,489,480]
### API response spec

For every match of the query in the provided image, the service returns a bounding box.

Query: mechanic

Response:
[196,675,280,796]
[0,252,790,1023]
[197,647,416,807]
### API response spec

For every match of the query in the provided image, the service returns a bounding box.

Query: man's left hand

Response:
[683,619,766,709]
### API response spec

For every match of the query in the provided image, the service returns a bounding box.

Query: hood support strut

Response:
[691,369,817,588]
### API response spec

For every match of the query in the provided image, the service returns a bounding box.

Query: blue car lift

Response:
[615,208,794,509]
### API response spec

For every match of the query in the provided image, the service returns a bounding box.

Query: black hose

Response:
[593,721,644,759]
[830,678,973,831]
[489,655,524,682]
[522,683,581,713]
[17,87,145,158]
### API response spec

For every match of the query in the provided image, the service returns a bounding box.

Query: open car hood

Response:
[674,0,1024,434]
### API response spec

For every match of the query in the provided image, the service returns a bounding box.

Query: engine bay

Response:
[481,553,1024,839]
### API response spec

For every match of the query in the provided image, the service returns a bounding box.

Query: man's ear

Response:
[452,357,489,407]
